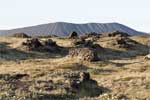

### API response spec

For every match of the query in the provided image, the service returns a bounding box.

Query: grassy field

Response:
[0,35,150,100]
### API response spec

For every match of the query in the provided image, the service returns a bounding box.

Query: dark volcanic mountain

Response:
[0,22,144,36]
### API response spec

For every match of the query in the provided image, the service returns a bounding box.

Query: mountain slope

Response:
[0,22,144,36]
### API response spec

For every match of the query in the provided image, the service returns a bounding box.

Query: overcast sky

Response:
[0,0,149,32]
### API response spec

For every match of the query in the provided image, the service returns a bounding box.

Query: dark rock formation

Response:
[68,47,99,61]
[43,39,57,46]
[67,72,102,97]
[80,72,90,81]
[109,37,139,49]
[0,73,29,81]
[22,38,43,51]
[22,38,60,52]
[68,31,78,39]
[80,32,101,40]
[72,39,103,51]
[102,31,130,37]
[11,33,30,38]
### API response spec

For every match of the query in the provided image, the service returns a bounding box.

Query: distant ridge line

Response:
[0,22,145,36]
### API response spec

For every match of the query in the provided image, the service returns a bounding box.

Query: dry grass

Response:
[0,35,150,100]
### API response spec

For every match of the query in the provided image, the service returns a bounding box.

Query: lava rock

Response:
[22,38,43,51]
[11,33,30,38]
[68,31,79,39]
[43,39,57,46]
[102,31,130,37]
[0,73,29,81]
[69,47,99,61]
[80,72,90,81]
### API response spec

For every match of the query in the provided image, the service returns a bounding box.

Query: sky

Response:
[0,0,150,32]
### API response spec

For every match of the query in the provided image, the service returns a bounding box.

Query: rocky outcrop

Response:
[80,32,101,40]
[102,31,130,37]
[43,39,57,46]
[22,38,60,52]
[66,72,103,97]
[22,38,43,51]
[68,31,78,39]
[144,54,150,60]
[108,37,139,49]
[68,47,99,61]
[40,71,103,97]
[72,39,103,51]
[11,33,30,38]
[0,73,29,81]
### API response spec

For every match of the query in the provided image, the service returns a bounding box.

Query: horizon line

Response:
[0,21,149,33]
